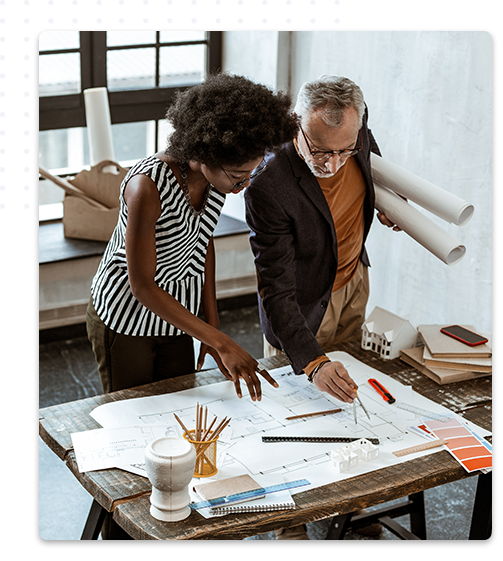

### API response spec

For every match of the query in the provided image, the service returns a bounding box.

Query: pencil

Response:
[194,418,230,460]
[212,417,231,439]
[285,408,342,420]
[196,403,201,440]
[173,413,190,436]
[201,415,218,442]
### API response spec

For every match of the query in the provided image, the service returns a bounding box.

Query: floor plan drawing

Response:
[85,352,490,493]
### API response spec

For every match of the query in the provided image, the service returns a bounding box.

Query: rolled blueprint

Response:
[371,153,474,226]
[374,183,466,265]
[84,87,115,166]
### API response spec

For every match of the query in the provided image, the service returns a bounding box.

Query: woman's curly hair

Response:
[165,73,298,167]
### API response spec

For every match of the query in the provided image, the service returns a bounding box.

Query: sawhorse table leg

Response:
[81,499,106,540]
[325,492,427,540]
[469,472,491,540]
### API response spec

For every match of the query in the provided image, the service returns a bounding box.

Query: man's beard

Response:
[297,144,346,178]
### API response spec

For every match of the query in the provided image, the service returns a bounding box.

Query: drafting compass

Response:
[353,391,370,424]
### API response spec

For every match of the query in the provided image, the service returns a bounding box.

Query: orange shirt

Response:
[317,157,366,291]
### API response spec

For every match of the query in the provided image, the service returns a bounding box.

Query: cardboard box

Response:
[62,195,120,242]
[62,160,127,242]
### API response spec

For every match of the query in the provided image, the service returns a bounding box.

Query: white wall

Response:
[222,31,492,333]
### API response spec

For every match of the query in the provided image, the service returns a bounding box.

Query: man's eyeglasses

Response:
[299,126,362,161]
[221,161,268,189]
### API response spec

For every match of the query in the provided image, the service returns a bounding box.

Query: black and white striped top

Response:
[91,155,226,336]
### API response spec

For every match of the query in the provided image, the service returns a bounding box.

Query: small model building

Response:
[361,306,418,360]
[331,439,379,473]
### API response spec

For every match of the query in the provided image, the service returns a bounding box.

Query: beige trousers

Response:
[263,261,369,358]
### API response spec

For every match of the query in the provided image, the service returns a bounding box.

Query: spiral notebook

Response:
[209,488,295,515]
[192,474,296,518]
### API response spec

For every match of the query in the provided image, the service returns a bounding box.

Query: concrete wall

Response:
[222,31,493,334]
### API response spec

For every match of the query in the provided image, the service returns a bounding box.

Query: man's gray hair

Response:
[294,75,365,128]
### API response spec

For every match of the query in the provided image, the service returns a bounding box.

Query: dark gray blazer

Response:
[245,108,381,374]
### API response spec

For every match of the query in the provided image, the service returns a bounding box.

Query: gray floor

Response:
[39,304,479,541]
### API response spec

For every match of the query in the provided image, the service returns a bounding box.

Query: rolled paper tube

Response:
[374,183,466,266]
[83,87,115,166]
[371,153,474,226]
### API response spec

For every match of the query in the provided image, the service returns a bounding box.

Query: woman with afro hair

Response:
[87,73,297,402]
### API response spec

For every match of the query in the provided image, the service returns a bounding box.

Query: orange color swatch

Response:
[425,418,492,473]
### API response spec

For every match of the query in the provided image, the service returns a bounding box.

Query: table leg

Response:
[409,491,427,539]
[325,513,353,540]
[469,472,492,540]
[81,499,106,540]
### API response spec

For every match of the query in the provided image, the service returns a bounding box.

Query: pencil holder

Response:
[183,429,219,478]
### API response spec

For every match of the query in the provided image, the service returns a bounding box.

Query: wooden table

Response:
[39,337,492,540]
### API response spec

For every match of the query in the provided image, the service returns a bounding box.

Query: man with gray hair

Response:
[245,75,394,539]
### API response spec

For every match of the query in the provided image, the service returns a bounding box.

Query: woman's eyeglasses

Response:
[221,161,268,189]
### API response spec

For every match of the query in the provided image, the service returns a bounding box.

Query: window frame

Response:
[39,31,222,134]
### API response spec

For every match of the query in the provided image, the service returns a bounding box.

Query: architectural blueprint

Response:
[83,352,490,493]
[72,424,177,473]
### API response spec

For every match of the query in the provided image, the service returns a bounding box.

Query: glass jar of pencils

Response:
[184,430,219,478]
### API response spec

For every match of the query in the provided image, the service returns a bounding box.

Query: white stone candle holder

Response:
[144,437,196,522]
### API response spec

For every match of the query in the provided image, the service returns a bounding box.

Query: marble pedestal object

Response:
[144,437,197,522]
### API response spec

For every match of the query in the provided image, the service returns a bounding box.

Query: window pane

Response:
[107,47,156,90]
[39,30,79,52]
[159,44,206,87]
[107,31,156,47]
[39,122,155,175]
[158,119,174,152]
[159,31,206,43]
[39,129,70,170]
[39,53,81,96]
[112,121,155,162]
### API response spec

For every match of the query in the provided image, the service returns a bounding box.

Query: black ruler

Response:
[262,436,380,445]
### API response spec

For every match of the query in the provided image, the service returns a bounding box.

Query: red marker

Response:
[368,378,396,404]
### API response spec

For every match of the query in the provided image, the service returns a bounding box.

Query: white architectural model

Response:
[331,438,379,473]
[361,306,417,360]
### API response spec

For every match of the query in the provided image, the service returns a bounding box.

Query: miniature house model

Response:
[361,306,417,360]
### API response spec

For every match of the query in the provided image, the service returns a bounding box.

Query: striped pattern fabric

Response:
[91,155,226,336]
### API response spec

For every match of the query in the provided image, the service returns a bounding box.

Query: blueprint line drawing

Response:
[71,425,177,473]
[86,352,491,493]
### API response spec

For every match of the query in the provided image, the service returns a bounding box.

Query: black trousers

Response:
[86,296,195,394]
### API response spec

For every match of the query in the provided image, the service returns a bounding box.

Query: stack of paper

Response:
[400,325,492,385]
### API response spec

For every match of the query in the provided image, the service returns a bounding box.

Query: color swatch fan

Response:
[424,418,492,473]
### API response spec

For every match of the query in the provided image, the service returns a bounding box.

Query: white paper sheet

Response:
[71,425,172,473]
[371,153,474,226]
[85,352,490,494]
[374,183,466,265]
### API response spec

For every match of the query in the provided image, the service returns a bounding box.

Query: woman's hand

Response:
[208,337,278,401]
[196,343,210,372]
